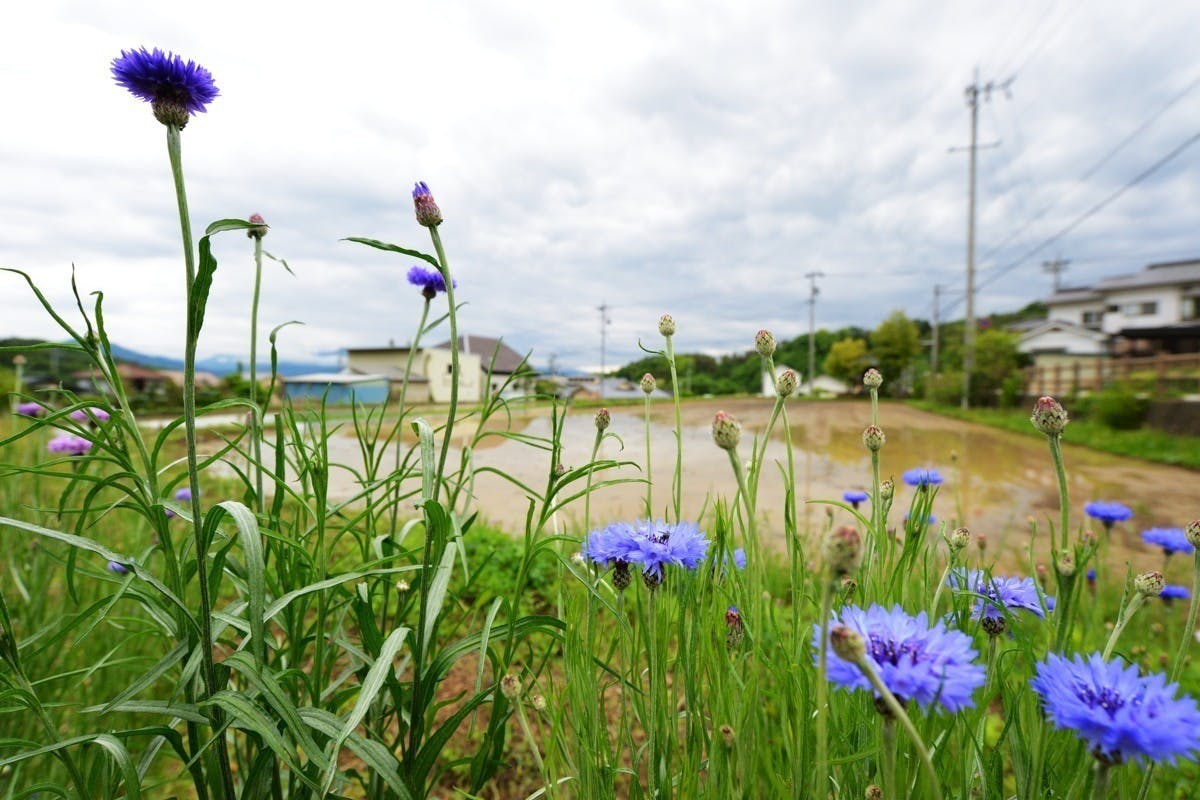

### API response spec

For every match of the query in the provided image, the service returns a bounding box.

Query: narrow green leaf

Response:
[343,237,442,270]
[421,532,457,653]
[204,218,261,236]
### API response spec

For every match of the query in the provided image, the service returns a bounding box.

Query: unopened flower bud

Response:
[981,615,1007,637]
[531,694,547,712]
[641,373,657,394]
[712,411,741,451]
[841,575,858,598]
[12,354,25,366]
[862,425,885,452]
[396,580,410,592]
[571,552,586,566]
[976,533,988,553]
[754,329,776,357]
[247,212,268,239]
[1135,570,1165,597]
[1056,549,1076,577]
[863,368,883,390]
[658,314,676,337]
[824,526,863,578]
[612,561,632,591]
[107,560,129,575]
[1081,529,1097,548]
[643,569,662,590]
[412,181,443,227]
[1186,520,1200,549]
[1030,396,1069,436]
[879,479,894,502]
[775,369,798,397]
[500,674,522,700]
[719,723,736,748]
[725,606,744,649]
[1036,563,1048,581]
[865,786,883,800]
[595,408,610,431]
[830,625,866,662]
[946,527,970,553]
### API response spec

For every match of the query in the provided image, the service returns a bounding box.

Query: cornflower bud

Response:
[830,625,866,662]
[595,408,611,431]
[981,615,1007,637]
[863,368,883,390]
[840,575,858,599]
[500,674,522,700]
[247,212,268,239]
[1030,396,1069,436]
[946,526,970,553]
[531,694,548,712]
[865,786,883,800]
[1135,570,1165,597]
[862,425,885,452]
[658,314,676,337]
[719,724,736,748]
[1057,549,1076,577]
[640,373,657,394]
[754,329,776,357]
[12,355,26,365]
[725,606,744,649]
[775,369,798,397]
[612,561,632,591]
[412,181,443,227]
[1186,520,1200,549]
[107,560,129,575]
[711,411,741,451]
[977,533,988,553]
[879,479,894,502]
[1081,529,1097,548]
[395,580,410,592]
[824,525,862,578]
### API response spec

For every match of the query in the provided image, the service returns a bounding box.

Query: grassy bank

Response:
[909,399,1200,470]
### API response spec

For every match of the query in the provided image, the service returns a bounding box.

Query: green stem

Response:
[249,233,264,513]
[881,716,897,800]
[855,658,944,800]
[644,393,653,517]
[929,553,957,617]
[665,334,682,522]
[428,227,458,503]
[167,123,235,800]
[1092,760,1112,800]
[389,298,431,536]
[1169,552,1200,683]
[514,697,551,798]
[1048,434,1073,651]
[814,579,834,797]
[1103,593,1146,660]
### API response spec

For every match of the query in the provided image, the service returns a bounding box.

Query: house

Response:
[282,371,390,405]
[345,346,481,404]
[434,335,535,397]
[1016,320,1109,371]
[76,363,175,398]
[1042,259,1200,356]
[762,365,848,397]
[568,376,672,402]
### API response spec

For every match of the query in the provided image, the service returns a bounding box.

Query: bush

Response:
[1091,386,1149,430]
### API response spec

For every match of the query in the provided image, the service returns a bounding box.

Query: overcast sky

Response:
[2,0,1198,372]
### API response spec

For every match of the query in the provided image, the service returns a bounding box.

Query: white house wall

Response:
[1100,287,1182,334]
[1019,328,1107,356]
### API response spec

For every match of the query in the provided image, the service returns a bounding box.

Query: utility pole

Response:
[804,271,824,394]
[931,284,942,381]
[958,68,1012,409]
[597,302,612,400]
[1042,257,1070,293]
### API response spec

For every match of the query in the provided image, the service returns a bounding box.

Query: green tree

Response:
[823,338,869,385]
[870,311,921,394]
[971,329,1023,406]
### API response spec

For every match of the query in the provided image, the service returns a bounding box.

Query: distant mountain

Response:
[106,343,334,377]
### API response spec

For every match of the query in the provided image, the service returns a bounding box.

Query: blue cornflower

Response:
[1031,653,1200,764]
[413,181,443,227]
[1084,501,1133,528]
[1161,585,1191,602]
[406,265,455,298]
[107,561,129,575]
[815,604,985,712]
[951,569,1054,624]
[1141,527,1194,556]
[902,468,943,488]
[731,548,747,570]
[843,489,869,509]
[582,519,709,584]
[165,486,193,519]
[111,47,218,126]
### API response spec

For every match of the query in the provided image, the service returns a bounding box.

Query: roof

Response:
[1045,287,1102,305]
[1047,259,1200,304]
[436,335,529,374]
[1018,319,1109,343]
[284,371,388,384]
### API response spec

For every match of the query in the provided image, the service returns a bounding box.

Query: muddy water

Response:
[309,399,1198,572]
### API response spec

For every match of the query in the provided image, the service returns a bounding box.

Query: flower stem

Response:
[665,333,682,522]
[427,227,457,502]
[854,656,944,800]
[390,298,431,535]
[167,123,235,800]
[1047,434,1073,651]
[1093,760,1112,800]
[249,232,264,514]
[584,427,604,534]
[814,578,834,797]
[1103,593,1146,660]
[643,392,653,517]
[881,716,897,800]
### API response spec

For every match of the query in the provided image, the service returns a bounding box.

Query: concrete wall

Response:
[419,349,482,403]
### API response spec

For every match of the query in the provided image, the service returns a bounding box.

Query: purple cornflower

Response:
[951,569,1054,623]
[111,47,218,127]
[1085,501,1133,529]
[731,548,747,570]
[1141,527,1194,556]
[1161,585,1191,602]
[815,604,985,712]
[1031,653,1200,764]
[902,468,943,488]
[843,490,869,509]
[47,435,92,456]
[583,519,709,582]
[69,407,111,424]
[165,486,193,519]
[406,265,455,299]
[16,402,43,417]
[412,181,443,227]
[107,561,129,575]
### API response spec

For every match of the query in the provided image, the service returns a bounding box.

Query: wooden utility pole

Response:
[1042,257,1070,292]
[805,271,824,394]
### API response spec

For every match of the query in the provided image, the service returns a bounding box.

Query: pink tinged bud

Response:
[976,533,988,552]
[594,408,610,431]
[879,479,894,501]
[863,368,883,389]
[775,369,798,398]
[865,786,883,800]
[719,724,736,747]
[412,181,443,227]
[247,212,268,239]
[711,411,741,450]
[1186,520,1200,549]
[830,624,866,662]
[862,424,885,452]
[1030,396,1069,436]
[1135,570,1165,597]
[12,354,26,365]
[658,314,676,337]
[640,373,657,394]
[754,329,776,357]
[824,525,863,577]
